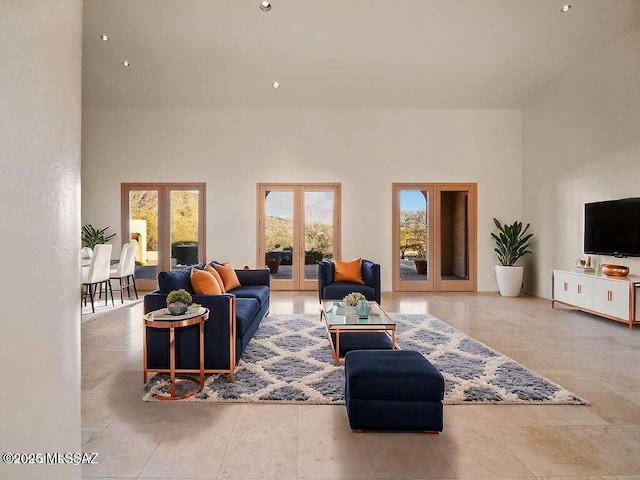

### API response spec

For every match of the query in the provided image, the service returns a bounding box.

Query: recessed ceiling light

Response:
[561,4,571,12]
[260,1,271,12]
[122,60,130,67]
[100,34,109,41]
[272,81,280,89]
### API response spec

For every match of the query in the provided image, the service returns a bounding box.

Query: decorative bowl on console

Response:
[601,264,629,277]
[167,302,188,315]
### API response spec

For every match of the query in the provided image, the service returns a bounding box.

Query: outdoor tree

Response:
[129,190,200,252]
[399,209,428,258]
[265,216,294,251]
[264,216,333,255]
[304,222,333,254]
[130,190,159,250]
[170,191,199,244]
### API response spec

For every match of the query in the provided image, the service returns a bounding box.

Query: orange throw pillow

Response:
[190,267,222,295]
[204,264,226,293]
[334,258,364,284]
[214,263,241,291]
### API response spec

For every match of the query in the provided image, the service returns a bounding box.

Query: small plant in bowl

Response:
[342,292,366,307]
[166,289,193,315]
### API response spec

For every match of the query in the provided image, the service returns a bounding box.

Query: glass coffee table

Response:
[320,300,398,365]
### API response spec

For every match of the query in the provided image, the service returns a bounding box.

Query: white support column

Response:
[0,1,82,479]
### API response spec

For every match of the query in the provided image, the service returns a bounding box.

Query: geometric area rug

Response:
[143,313,588,405]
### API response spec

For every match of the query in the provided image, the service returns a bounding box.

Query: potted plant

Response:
[82,224,116,249]
[265,250,281,274]
[413,244,427,275]
[491,218,533,297]
[166,288,193,315]
[342,292,366,306]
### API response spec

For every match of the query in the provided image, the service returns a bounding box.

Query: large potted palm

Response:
[491,218,533,297]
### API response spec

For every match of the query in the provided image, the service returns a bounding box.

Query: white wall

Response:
[523,23,640,298]
[0,1,82,479]
[82,108,521,291]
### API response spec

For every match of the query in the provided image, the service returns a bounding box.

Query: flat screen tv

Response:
[584,197,640,257]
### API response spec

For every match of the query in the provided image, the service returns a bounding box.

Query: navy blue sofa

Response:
[318,259,381,305]
[143,263,270,381]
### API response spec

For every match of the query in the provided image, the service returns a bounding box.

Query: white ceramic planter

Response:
[495,265,524,297]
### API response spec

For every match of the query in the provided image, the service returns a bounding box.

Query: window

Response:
[258,183,341,291]
[393,183,476,292]
[121,183,206,290]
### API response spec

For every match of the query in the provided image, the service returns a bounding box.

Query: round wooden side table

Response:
[143,306,209,400]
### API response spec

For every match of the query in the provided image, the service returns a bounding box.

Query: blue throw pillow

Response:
[158,268,193,293]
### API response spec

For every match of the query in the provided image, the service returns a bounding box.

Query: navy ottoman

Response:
[344,349,444,432]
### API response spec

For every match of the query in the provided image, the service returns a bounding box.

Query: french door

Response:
[121,183,206,291]
[392,183,477,292]
[257,183,341,291]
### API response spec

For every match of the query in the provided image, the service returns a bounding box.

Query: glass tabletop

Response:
[321,301,395,327]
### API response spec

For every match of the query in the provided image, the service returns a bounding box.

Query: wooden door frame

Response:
[256,184,298,291]
[392,183,435,292]
[392,182,477,292]
[433,183,477,292]
[257,183,341,291]
[121,183,206,291]
[300,184,341,291]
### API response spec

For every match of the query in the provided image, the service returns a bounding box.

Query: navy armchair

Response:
[318,259,381,305]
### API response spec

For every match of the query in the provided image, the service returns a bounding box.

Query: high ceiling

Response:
[82,0,640,109]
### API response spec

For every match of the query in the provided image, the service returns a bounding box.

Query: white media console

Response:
[552,270,640,328]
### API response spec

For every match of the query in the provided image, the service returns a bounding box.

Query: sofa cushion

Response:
[230,285,270,308]
[214,263,242,291]
[191,267,222,295]
[158,267,193,293]
[204,264,226,293]
[334,258,364,284]
[235,298,260,337]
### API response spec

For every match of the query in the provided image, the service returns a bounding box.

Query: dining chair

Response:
[82,243,114,313]
[109,243,138,303]
[81,246,93,267]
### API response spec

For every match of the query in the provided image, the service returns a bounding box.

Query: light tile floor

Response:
[81,291,640,479]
